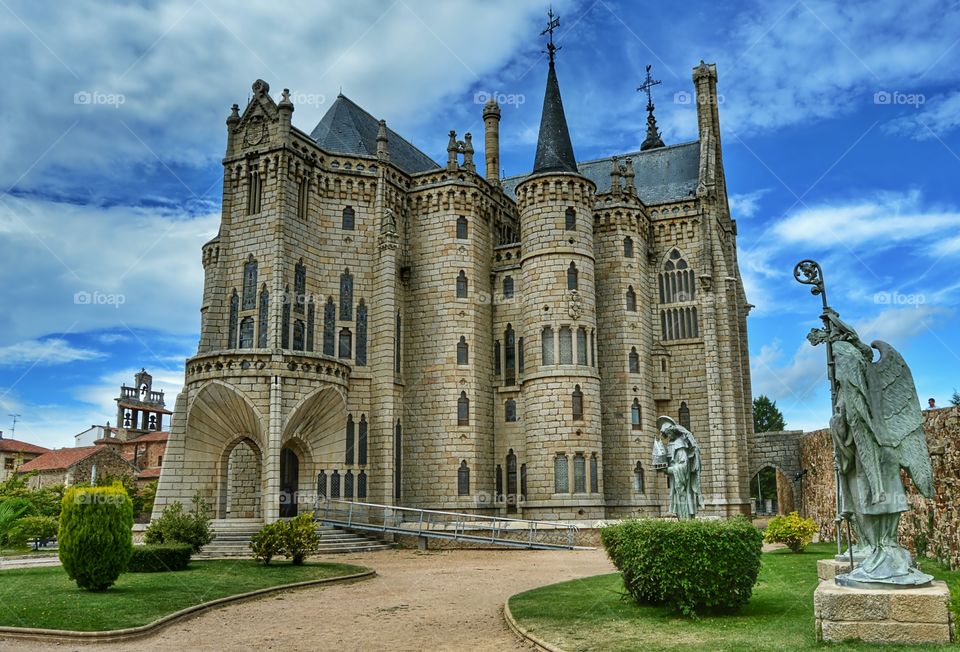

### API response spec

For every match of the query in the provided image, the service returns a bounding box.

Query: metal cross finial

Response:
[637,64,661,111]
[541,7,561,63]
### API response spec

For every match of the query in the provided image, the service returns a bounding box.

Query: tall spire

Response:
[637,64,665,151]
[532,8,578,175]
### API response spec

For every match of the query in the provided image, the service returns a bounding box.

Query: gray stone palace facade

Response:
[153,53,755,523]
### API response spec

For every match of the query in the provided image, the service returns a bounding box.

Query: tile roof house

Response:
[18,445,138,489]
[0,436,51,482]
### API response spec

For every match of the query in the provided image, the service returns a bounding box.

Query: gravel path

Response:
[0,548,614,651]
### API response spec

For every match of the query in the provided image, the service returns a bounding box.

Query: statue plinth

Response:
[815,580,953,644]
[817,559,855,582]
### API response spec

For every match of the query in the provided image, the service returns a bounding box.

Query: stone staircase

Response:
[195,519,394,559]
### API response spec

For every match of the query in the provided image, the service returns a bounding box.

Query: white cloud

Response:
[729,188,771,219]
[0,337,104,366]
[884,91,960,140]
[852,305,952,344]
[0,195,217,345]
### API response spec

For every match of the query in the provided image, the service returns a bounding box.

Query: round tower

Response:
[517,41,603,519]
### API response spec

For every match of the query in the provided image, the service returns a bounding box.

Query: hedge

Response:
[600,517,763,616]
[127,543,192,572]
[58,483,134,591]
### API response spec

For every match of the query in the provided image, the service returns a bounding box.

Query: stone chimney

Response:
[482,98,501,184]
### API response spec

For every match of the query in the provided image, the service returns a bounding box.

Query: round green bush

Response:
[58,483,134,591]
[600,517,763,616]
[127,543,192,572]
[763,511,817,552]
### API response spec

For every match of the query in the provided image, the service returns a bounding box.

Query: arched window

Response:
[629,347,640,373]
[554,454,568,493]
[228,290,239,348]
[567,262,578,290]
[506,450,518,512]
[679,401,691,430]
[356,300,367,365]
[358,415,368,465]
[247,170,262,215]
[457,336,469,365]
[590,453,599,493]
[345,414,355,465]
[659,248,696,304]
[456,216,468,239]
[573,453,586,493]
[281,287,291,349]
[323,297,336,355]
[394,421,402,501]
[518,337,525,373]
[242,257,258,309]
[542,327,555,365]
[293,260,306,314]
[504,399,517,422]
[494,340,501,376]
[577,327,587,365]
[239,317,254,348]
[306,298,315,352]
[456,270,468,298]
[631,399,642,430]
[292,319,305,351]
[330,470,341,499]
[503,275,514,299]
[357,470,367,499]
[572,384,584,421]
[458,461,470,496]
[565,207,576,231]
[342,205,355,230]
[634,462,645,493]
[520,463,528,500]
[297,177,308,219]
[458,391,470,426]
[559,326,573,364]
[626,286,637,312]
[661,307,699,341]
[338,327,352,359]
[496,464,503,498]
[317,470,327,498]
[344,470,354,498]
[504,324,516,385]
[395,312,401,374]
[340,269,353,320]
[624,236,634,258]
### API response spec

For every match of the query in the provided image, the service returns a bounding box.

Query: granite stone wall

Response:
[800,406,960,569]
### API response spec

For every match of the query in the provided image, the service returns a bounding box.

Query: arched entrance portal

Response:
[280,447,300,517]
[750,465,795,516]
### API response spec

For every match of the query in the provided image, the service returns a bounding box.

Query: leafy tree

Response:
[145,492,212,553]
[753,395,786,432]
[951,389,960,407]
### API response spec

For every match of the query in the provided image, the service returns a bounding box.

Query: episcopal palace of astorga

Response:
[152,56,755,524]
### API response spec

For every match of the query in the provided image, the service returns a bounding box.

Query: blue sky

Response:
[1,0,958,448]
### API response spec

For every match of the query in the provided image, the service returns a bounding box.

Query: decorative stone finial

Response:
[227,103,240,125]
[376,119,389,163]
[279,88,293,108]
[252,79,270,96]
[447,130,458,170]
[623,157,635,194]
[638,65,665,151]
[610,156,621,194]
[463,132,475,172]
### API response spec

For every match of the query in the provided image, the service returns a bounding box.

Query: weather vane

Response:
[541,7,561,63]
[637,64,661,111]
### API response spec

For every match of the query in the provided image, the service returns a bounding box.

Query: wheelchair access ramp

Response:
[316,499,585,550]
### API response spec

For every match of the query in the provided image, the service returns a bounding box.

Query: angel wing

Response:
[870,340,934,498]
[833,341,884,500]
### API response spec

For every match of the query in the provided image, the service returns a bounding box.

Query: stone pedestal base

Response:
[817,559,855,581]
[814,580,953,644]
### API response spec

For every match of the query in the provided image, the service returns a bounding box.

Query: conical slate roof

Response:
[532,61,578,175]
[310,94,440,175]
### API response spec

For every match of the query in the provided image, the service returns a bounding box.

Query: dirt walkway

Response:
[0,548,614,652]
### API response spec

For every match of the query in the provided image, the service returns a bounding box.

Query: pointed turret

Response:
[532,58,578,174]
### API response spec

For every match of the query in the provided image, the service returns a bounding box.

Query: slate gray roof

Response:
[532,61,578,175]
[310,94,440,175]
[502,140,701,206]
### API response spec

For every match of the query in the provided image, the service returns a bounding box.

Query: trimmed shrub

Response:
[600,517,763,616]
[250,521,285,565]
[145,492,213,553]
[7,515,58,548]
[127,543,192,572]
[250,513,321,565]
[764,511,817,552]
[58,483,134,591]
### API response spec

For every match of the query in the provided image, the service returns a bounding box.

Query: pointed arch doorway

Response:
[280,447,300,517]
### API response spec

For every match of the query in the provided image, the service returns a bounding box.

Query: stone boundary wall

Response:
[799,406,960,570]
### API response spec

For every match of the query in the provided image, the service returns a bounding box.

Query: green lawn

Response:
[509,543,960,652]
[0,559,367,631]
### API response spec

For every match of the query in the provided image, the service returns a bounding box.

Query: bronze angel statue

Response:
[809,309,934,586]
